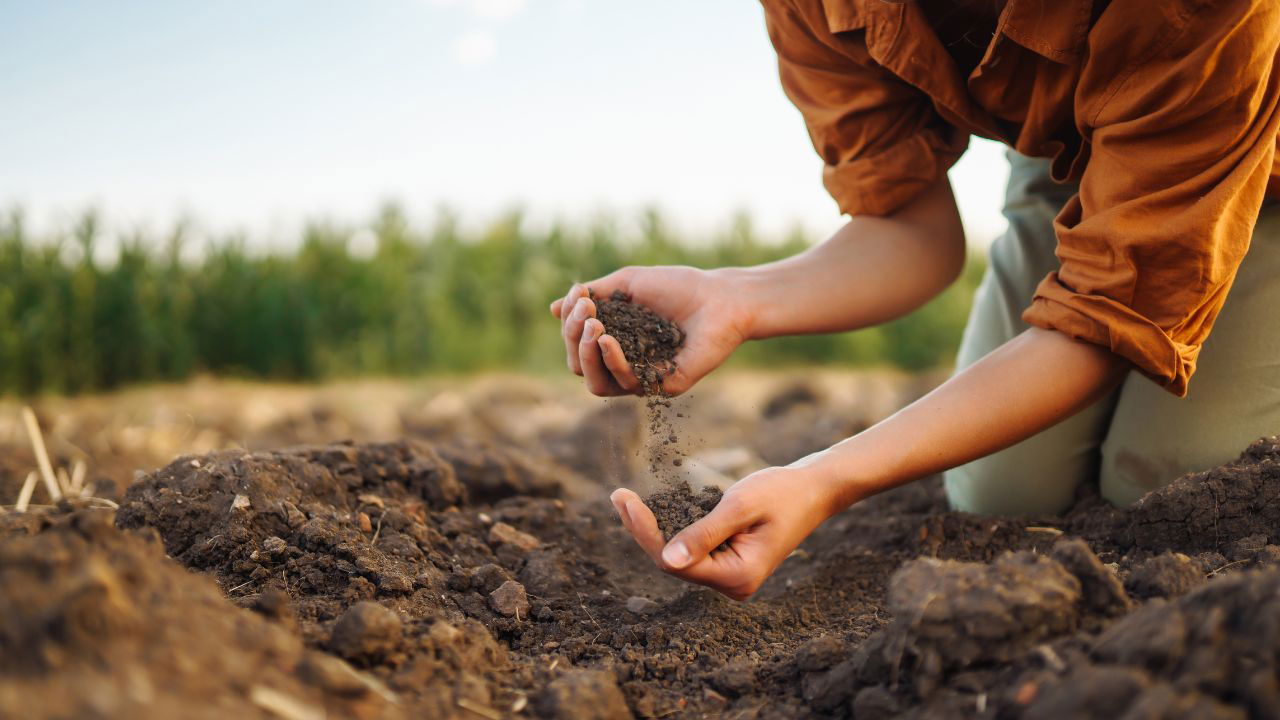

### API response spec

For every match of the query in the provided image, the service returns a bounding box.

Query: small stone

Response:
[488,580,529,618]
[231,494,251,511]
[282,502,307,529]
[357,512,373,533]
[478,512,493,524]
[329,601,402,660]
[262,536,288,558]
[488,522,540,552]
[625,596,659,615]
[356,493,384,509]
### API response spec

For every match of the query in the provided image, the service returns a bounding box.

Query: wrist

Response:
[792,433,893,515]
[706,266,771,342]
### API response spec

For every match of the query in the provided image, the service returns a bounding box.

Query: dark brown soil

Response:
[593,290,683,395]
[6,427,1280,718]
[644,480,723,542]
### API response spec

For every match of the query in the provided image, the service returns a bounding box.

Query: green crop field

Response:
[0,205,984,395]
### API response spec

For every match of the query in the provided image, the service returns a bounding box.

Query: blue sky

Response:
[0,0,1009,245]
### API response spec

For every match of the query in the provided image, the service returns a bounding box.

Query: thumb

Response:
[662,494,749,570]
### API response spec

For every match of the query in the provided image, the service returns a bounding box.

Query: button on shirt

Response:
[762,0,1280,395]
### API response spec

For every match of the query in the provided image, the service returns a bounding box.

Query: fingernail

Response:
[616,500,632,525]
[663,541,691,569]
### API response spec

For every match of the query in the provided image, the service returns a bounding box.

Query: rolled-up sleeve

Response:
[1023,0,1280,396]
[761,0,967,216]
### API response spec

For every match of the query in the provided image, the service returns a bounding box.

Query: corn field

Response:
[0,205,984,395]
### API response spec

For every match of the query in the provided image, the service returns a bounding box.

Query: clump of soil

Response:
[0,509,395,720]
[645,480,723,542]
[593,290,683,394]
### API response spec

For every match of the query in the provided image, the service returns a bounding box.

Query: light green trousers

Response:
[944,151,1280,515]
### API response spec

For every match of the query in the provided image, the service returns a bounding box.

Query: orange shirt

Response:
[762,0,1280,396]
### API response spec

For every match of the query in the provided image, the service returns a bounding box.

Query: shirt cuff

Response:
[1022,272,1198,397]
[822,129,967,217]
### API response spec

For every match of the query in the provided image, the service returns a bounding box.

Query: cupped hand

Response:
[549,266,753,397]
[608,466,839,601]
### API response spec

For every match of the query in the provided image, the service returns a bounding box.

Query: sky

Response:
[0,0,1011,246]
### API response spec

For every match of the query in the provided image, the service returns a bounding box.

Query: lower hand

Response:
[550,266,754,396]
[609,464,842,600]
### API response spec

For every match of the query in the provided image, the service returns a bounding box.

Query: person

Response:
[550,0,1280,600]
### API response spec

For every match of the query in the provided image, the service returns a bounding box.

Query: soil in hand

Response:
[593,290,683,394]
[645,480,724,542]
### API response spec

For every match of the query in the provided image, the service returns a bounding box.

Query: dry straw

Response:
[7,407,117,512]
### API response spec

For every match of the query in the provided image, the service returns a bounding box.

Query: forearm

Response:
[806,327,1130,512]
[729,178,966,339]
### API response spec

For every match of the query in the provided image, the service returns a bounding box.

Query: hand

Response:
[609,465,841,600]
[550,266,753,396]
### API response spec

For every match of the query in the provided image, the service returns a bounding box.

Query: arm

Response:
[737,176,966,339]
[612,326,1129,600]
[552,176,965,396]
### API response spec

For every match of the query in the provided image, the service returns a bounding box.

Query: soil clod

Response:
[488,580,530,618]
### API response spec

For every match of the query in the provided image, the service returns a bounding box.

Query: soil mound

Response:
[7,429,1280,718]
[0,509,396,720]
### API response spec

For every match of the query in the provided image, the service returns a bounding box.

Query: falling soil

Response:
[594,290,708,539]
[6,415,1280,717]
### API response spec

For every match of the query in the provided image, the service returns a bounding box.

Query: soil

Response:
[593,291,683,395]
[5,384,1280,718]
[644,481,724,543]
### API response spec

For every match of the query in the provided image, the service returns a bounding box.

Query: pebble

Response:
[625,596,659,615]
[357,512,373,533]
[262,536,288,558]
[488,580,530,618]
[231,494,251,511]
[488,522,540,552]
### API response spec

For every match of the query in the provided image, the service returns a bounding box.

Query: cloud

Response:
[453,29,497,65]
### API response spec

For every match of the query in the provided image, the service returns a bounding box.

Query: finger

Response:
[598,334,641,394]
[550,298,564,318]
[582,267,635,302]
[662,494,752,570]
[580,319,623,396]
[557,284,588,333]
[561,295,595,375]
[609,488,667,562]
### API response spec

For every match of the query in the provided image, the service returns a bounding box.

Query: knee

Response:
[945,452,1082,516]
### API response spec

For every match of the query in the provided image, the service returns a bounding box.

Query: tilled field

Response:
[3,379,1280,719]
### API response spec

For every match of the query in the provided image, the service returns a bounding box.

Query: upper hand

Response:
[609,465,840,600]
[549,266,754,396]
